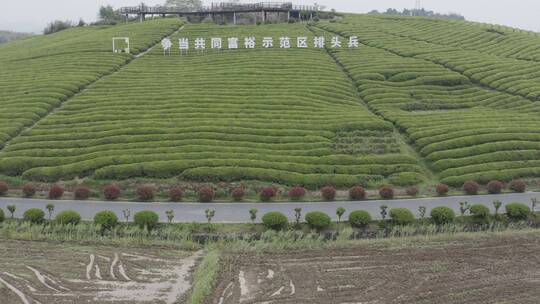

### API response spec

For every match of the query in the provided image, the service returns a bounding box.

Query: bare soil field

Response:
[0,240,201,304]
[212,232,540,304]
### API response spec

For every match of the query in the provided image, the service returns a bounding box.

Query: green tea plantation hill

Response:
[2,14,540,190]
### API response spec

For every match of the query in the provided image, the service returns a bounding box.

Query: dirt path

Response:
[212,232,540,303]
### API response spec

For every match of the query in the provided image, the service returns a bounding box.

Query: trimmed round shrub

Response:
[103,185,121,201]
[262,212,288,230]
[136,185,155,201]
[305,211,331,230]
[487,180,504,194]
[389,208,415,225]
[348,210,372,228]
[505,203,530,221]
[379,187,394,199]
[94,211,119,230]
[259,187,276,202]
[55,210,81,225]
[349,186,366,200]
[169,187,184,202]
[469,204,490,223]
[430,206,455,225]
[320,186,336,201]
[0,182,8,196]
[74,187,91,200]
[435,184,449,196]
[509,180,527,193]
[231,187,245,201]
[406,186,419,197]
[198,187,215,203]
[134,210,159,230]
[23,208,45,224]
[0,208,4,222]
[48,185,64,199]
[463,181,480,195]
[22,183,36,197]
[288,186,306,201]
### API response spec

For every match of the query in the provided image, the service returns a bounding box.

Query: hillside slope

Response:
[1,15,540,188]
[317,15,540,185]
[0,23,424,188]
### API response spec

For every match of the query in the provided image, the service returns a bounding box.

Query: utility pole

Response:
[414,0,421,16]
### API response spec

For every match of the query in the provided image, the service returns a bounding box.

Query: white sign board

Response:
[112,37,130,54]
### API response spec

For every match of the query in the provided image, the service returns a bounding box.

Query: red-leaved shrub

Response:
[487,180,504,194]
[74,187,91,200]
[169,187,184,202]
[463,181,480,195]
[22,183,36,197]
[137,185,155,201]
[379,187,394,199]
[231,187,245,201]
[48,185,64,199]
[509,180,527,193]
[0,182,8,196]
[406,186,419,197]
[436,184,449,196]
[198,187,215,203]
[288,186,306,201]
[320,186,336,201]
[349,186,366,200]
[260,187,276,202]
[103,185,121,201]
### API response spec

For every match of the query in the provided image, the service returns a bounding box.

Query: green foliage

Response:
[430,206,455,225]
[305,211,331,231]
[389,208,415,225]
[55,210,81,225]
[262,212,288,230]
[94,211,119,230]
[44,20,73,35]
[134,210,159,230]
[23,208,45,224]
[336,207,346,222]
[469,204,490,224]
[348,210,371,228]
[505,203,530,221]
[0,23,423,188]
[0,208,4,222]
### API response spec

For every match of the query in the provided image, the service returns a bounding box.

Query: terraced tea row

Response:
[326,15,540,102]
[0,24,424,187]
[0,19,182,147]
[317,19,540,185]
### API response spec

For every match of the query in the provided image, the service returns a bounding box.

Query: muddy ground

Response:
[0,240,201,304]
[212,233,540,304]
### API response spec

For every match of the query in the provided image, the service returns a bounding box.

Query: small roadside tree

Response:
[336,207,346,223]
[379,205,388,220]
[294,208,302,225]
[459,201,470,217]
[122,208,131,223]
[45,203,55,220]
[205,209,215,223]
[492,200,502,218]
[418,206,427,219]
[165,209,174,223]
[7,204,15,219]
[249,208,257,223]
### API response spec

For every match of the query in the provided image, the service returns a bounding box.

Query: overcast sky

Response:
[2,0,539,34]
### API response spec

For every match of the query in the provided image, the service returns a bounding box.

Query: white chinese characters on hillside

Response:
[114,36,361,54]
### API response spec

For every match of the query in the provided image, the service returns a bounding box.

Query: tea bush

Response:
[262,212,288,230]
[389,208,415,225]
[430,206,455,225]
[348,210,372,228]
[94,210,119,230]
[134,210,159,230]
[55,210,81,225]
[305,211,331,230]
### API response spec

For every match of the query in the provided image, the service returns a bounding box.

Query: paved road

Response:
[0,192,538,223]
